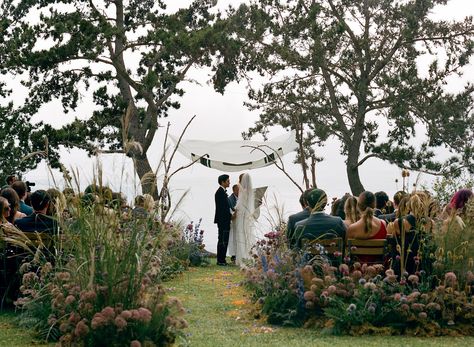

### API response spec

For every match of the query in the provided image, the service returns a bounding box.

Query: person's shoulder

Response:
[295,217,309,228]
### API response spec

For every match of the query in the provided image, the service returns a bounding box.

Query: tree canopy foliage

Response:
[1,0,241,194]
[235,0,474,194]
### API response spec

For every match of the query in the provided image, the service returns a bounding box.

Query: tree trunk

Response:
[346,162,365,196]
[133,154,158,199]
[346,127,365,195]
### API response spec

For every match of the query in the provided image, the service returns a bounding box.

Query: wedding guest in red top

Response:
[347,191,387,264]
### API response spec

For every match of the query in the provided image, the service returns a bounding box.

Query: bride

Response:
[233,173,257,265]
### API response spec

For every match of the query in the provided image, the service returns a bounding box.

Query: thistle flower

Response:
[91,314,106,329]
[351,270,362,280]
[138,307,152,323]
[339,264,349,275]
[368,303,376,314]
[114,316,128,330]
[327,285,337,295]
[444,272,457,287]
[101,306,116,320]
[74,320,89,337]
[303,291,316,302]
[130,341,142,347]
[65,295,76,305]
[121,310,132,320]
[347,303,356,313]
[408,275,419,284]
[418,312,427,319]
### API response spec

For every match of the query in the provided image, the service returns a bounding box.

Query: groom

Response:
[214,174,232,266]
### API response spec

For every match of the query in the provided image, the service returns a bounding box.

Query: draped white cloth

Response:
[233,173,257,266]
[170,131,297,171]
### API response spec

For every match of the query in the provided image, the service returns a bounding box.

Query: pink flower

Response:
[327,285,337,295]
[91,314,106,329]
[80,290,97,302]
[304,291,316,302]
[114,316,128,330]
[74,320,89,337]
[351,270,362,280]
[364,282,377,291]
[339,264,349,275]
[418,312,427,319]
[101,306,116,320]
[444,272,457,287]
[408,275,419,284]
[65,295,76,305]
[120,310,132,320]
[138,307,152,323]
[411,303,425,312]
[130,341,142,347]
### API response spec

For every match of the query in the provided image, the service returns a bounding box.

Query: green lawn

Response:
[0,311,53,347]
[2,263,474,346]
[168,263,474,347]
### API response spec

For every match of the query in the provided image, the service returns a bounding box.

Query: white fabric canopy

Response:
[170,131,297,172]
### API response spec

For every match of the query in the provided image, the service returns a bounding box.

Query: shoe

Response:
[216,262,228,266]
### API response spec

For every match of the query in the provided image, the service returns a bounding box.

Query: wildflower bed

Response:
[2,262,474,346]
[165,262,474,347]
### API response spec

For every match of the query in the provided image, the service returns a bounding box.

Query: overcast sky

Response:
[10,0,474,249]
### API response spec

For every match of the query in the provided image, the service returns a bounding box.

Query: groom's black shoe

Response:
[216,262,228,266]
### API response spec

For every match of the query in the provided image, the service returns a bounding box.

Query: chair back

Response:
[302,237,344,257]
[347,239,387,264]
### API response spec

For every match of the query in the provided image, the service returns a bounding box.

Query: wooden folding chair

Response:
[347,239,387,265]
[302,237,344,258]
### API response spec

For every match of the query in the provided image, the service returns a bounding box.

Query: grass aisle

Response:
[168,264,474,347]
[0,311,53,347]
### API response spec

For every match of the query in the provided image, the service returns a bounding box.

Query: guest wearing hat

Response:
[292,188,346,249]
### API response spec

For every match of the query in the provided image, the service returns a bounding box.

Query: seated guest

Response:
[343,196,359,227]
[1,188,26,223]
[388,193,432,235]
[334,193,351,220]
[11,181,34,216]
[2,174,17,190]
[347,191,387,264]
[143,194,156,213]
[0,196,11,225]
[374,191,389,217]
[287,189,312,246]
[379,191,407,222]
[440,189,472,233]
[347,191,387,240]
[292,189,346,249]
[449,188,473,219]
[47,188,66,217]
[15,190,57,233]
[132,195,149,219]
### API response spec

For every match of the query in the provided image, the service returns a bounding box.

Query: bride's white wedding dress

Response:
[234,173,257,266]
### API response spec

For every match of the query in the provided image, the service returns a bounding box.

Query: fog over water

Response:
[10,0,474,252]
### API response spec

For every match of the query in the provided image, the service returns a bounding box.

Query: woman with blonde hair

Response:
[343,196,359,227]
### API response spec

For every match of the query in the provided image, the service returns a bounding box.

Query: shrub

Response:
[13,197,187,346]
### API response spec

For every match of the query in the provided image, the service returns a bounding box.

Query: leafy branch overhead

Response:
[1,0,243,194]
[233,0,474,194]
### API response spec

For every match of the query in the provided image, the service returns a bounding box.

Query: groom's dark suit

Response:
[214,186,232,264]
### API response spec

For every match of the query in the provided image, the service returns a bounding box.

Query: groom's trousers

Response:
[217,227,230,264]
